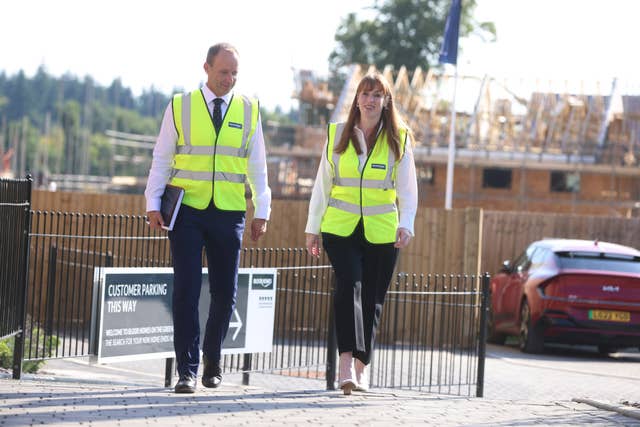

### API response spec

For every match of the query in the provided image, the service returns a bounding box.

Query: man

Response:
[145,43,271,393]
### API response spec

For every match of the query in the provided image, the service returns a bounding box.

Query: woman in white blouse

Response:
[305,72,418,395]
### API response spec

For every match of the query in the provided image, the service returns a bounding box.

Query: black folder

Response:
[160,184,185,231]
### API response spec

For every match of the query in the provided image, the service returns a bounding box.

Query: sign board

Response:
[91,267,277,363]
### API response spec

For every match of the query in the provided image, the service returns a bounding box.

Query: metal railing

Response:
[372,273,489,396]
[12,208,488,397]
[24,212,170,361]
[0,176,32,380]
[0,177,32,336]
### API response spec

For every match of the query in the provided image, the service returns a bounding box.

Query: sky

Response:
[1,0,639,111]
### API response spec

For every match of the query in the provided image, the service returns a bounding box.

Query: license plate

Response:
[589,310,631,322]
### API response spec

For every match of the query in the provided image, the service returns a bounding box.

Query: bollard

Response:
[476,273,490,397]
[325,277,337,390]
[164,358,174,388]
[242,353,251,385]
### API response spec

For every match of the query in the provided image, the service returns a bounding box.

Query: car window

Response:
[555,251,640,273]
[513,245,537,273]
[529,247,548,270]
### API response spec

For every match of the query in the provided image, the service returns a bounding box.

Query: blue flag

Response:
[438,0,462,65]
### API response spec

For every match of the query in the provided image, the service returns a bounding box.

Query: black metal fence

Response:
[373,273,489,396]
[9,203,488,397]
[23,212,171,362]
[0,176,32,342]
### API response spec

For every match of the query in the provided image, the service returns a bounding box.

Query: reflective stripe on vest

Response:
[328,198,397,216]
[169,90,258,210]
[172,170,247,183]
[320,122,406,244]
[175,145,249,157]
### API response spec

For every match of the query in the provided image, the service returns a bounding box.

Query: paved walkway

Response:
[1,362,639,426]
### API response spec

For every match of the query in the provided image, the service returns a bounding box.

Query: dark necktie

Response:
[213,98,224,133]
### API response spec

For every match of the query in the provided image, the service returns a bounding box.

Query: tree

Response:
[0,66,292,183]
[59,100,80,174]
[330,0,495,72]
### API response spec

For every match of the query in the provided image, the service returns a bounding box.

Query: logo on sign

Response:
[252,274,274,290]
[602,285,620,292]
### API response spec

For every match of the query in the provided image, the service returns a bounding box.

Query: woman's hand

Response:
[394,227,412,249]
[306,233,321,258]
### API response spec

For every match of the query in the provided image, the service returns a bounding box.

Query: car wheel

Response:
[519,300,544,353]
[487,299,507,345]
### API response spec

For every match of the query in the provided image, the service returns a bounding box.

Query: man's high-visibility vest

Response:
[169,90,259,210]
[321,122,407,243]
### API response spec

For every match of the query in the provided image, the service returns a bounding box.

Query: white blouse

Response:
[305,125,418,236]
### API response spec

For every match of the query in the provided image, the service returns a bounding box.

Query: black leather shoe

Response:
[174,374,197,393]
[202,358,222,388]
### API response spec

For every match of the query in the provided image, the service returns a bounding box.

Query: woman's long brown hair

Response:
[333,72,411,160]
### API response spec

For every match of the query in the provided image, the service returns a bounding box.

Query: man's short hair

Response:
[206,43,239,64]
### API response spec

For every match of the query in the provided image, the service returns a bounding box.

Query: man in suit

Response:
[145,42,271,393]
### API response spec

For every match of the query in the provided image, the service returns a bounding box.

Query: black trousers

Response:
[168,201,245,378]
[322,221,398,365]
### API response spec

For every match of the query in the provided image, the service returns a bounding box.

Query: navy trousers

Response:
[322,221,399,365]
[168,201,245,378]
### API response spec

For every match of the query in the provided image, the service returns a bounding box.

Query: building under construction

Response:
[279,65,640,217]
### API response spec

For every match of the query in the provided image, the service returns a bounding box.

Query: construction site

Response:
[272,64,640,217]
[40,64,640,218]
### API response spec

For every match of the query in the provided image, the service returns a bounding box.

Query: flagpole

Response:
[438,0,461,210]
[444,66,457,210]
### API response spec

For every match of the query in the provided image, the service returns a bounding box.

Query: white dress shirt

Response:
[305,125,418,236]
[144,85,271,220]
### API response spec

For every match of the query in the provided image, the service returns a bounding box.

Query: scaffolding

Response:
[332,64,640,168]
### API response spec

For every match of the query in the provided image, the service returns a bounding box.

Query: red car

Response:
[488,238,640,354]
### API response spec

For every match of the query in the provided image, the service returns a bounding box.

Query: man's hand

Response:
[394,227,412,249]
[147,210,164,230]
[305,233,321,258]
[250,218,267,242]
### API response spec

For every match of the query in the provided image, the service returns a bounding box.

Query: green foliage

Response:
[0,328,60,373]
[0,66,293,179]
[89,133,114,176]
[260,105,298,126]
[330,0,496,72]
[0,67,170,176]
[112,107,159,135]
[0,340,11,368]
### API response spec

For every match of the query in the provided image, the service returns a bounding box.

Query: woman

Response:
[305,72,418,394]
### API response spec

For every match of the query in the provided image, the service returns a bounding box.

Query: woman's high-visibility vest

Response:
[321,122,407,244]
[169,90,259,210]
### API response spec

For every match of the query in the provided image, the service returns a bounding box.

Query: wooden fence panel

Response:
[481,210,640,276]
[36,190,640,281]
[32,190,145,215]
[397,207,482,277]
[32,191,482,276]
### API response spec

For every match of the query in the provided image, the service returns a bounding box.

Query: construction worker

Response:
[305,72,418,394]
[145,43,271,393]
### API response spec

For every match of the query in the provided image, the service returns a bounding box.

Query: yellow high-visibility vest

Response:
[321,123,407,243]
[169,90,259,210]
